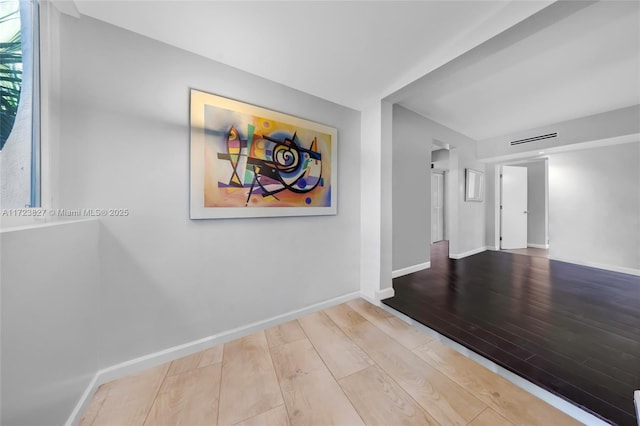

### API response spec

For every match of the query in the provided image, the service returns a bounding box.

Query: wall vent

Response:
[509,132,558,146]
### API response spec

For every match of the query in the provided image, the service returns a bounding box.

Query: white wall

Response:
[360,100,394,300]
[1,220,100,426]
[549,142,640,272]
[452,145,487,257]
[56,13,362,368]
[392,106,432,271]
[380,101,394,294]
[1,11,363,424]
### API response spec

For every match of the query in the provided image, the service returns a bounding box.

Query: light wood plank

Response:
[270,338,365,426]
[325,303,486,426]
[270,336,327,379]
[265,320,307,348]
[469,408,515,426]
[325,303,369,329]
[348,298,434,349]
[78,383,109,426]
[144,363,221,425]
[91,363,169,426]
[413,340,581,426]
[197,344,224,367]
[167,345,223,376]
[217,331,284,425]
[233,405,291,426]
[338,365,439,425]
[79,303,585,426]
[298,311,374,379]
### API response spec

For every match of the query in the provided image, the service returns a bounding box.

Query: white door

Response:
[501,165,528,249]
[431,172,444,243]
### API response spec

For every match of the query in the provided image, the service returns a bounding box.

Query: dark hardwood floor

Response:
[383,241,640,426]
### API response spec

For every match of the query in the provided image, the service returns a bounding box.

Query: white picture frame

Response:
[190,89,338,219]
[465,168,484,202]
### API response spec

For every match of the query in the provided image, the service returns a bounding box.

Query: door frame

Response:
[493,158,549,251]
[431,170,446,243]
[500,165,528,249]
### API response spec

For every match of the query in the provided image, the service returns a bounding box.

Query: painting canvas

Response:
[190,89,337,219]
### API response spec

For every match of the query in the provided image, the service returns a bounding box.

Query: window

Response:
[0,0,39,208]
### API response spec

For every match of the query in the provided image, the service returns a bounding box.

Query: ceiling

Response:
[70,1,639,141]
[393,0,640,140]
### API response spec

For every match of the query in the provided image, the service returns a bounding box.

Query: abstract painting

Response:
[190,89,337,218]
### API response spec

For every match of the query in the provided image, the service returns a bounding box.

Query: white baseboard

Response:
[65,291,361,426]
[449,246,488,259]
[527,243,549,249]
[375,287,395,301]
[358,292,379,306]
[359,287,395,305]
[392,261,431,278]
[548,256,640,277]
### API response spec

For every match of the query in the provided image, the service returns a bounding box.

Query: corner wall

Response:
[58,14,362,369]
[392,106,485,273]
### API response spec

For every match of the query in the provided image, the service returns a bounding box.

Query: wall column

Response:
[360,100,393,302]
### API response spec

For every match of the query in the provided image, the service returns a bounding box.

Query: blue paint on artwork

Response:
[325,187,331,205]
[297,178,307,189]
[305,197,312,205]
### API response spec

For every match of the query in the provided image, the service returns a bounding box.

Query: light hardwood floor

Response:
[79,299,580,426]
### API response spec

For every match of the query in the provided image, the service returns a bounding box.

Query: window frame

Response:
[29,0,40,208]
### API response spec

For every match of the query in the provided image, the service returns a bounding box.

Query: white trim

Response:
[358,292,379,306]
[391,261,430,278]
[449,246,488,259]
[548,256,640,277]
[375,287,395,301]
[65,291,360,426]
[527,243,549,249]
[380,305,611,426]
[50,0,80,18]
[359,289,395,306]
[0,217,97,233]
[38,0,59,212]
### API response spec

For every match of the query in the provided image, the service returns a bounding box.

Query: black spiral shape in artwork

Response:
[272,143,300,174]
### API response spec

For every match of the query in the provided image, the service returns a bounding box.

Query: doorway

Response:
[431,171,445,243]
[501,165,528,249]
[498,159,549,257]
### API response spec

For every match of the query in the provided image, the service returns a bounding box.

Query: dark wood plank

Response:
[384,241,640,426]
